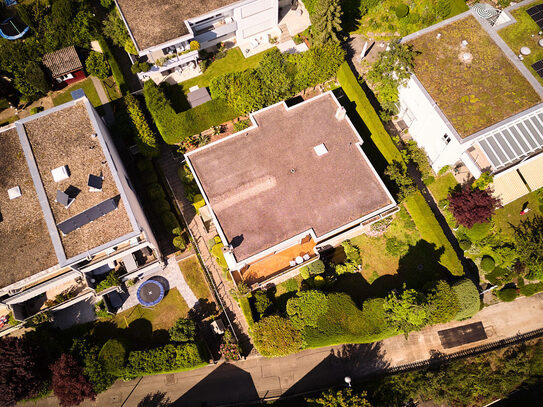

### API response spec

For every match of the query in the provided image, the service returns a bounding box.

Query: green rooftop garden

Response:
[411,16,541,138]
[499,0,543,86]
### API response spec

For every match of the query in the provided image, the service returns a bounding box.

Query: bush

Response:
[459,239,472,251]
[448,186,501,228]
[385,236,409,256]
[173,235,186,250]
[141,169,158,184]
[520,282,543,297]
[146,183,165,200]
[98,37,128,95]
[307,260,325,275]
[51,354,96,407]
[253,291,272,316]
[161,211,181,234]
[385,160,416,202]
[233,119,251,132]
[341,240,361,265]
[395,4,410,18]
[286,290,328,329]
[96,270,121,292]
[252,316,303,357]
[127,343,205,375]
[192,194,205,214]
[125,94,159,157]
[211,243,228,269]
[239,295,255,329]
[85,51,111,79]
[452,279,480,320]
[299,265,310,280]
[131,61,151,74]
[464,222,492,242]
[282,278,299,293]
[189,40,200,51]
[98,340,126,376]
[169,318,196,342]
[152,198,170,213]
[30,106,43,115]
[480,256,496,272]
[497,287,518,302]
[427,280,460,324]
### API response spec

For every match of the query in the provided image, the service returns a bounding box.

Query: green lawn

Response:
[52,77,102,107]
[499,1,543,86]
[179,256,213,303]
[493,190,543,238]
[176,47,268,93]
[101,76,122,102]
[428,173,459,202]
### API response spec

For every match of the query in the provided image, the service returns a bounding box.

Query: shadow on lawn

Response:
[332,240,454,303]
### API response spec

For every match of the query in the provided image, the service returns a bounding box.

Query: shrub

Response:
[161,211,181,234]
[459,239,472,251]
[427,280,460,324]
[24,61,50,95]
[282,278,299,293]
[448,186,501,228]
[307,260,325,275]
[497,287,518,302]
[85,51,111,79]
[125,94,159,158]
[98,37,128,95]
[239,295,255,329]
[299,265,310,280]
[394,4,410,18]
[383,288,428,335]
[51,354,95,407]
[173,236,186,250]
[96,270,121,292]
[152,198,170,213]
[141,169,158,184]
[127,343,205,374]
[211,243,228,269]
[341,240,361,265]
[472,171,494,190]
[520,282,543,297]
[464,222,492,242]
[252,316,303,357]
[286,290,328,329]
[253,291,272,316]
[233,119,251,132]
[82,351,115,394]
[480,256,496,272]
[334,261,358,275]
[98,340,126,377]
[513,215,543,280]
[30,106,43,115]
[313,275,325,288]
[385,236,409,256]
[169,318,196,342]
[385,160,416,202]
[452,279,480,320]
[131,61,151,74]
[146,183,165,200]
[192,194,205,214]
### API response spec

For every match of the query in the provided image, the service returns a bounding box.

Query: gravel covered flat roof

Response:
[188,93,394,262]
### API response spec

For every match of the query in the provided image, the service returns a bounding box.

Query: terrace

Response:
[410,16,541,138]
[0,127,57,287]
[22,103,134,259]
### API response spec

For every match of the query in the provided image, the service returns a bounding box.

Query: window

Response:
[443,134,451,144]
[402,107,415,126]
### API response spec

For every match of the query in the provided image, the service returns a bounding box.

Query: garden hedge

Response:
[496,287,518,302]
[239,295,255,330]
[125,94,159,157]
[147,183,165,200]
[98,37,128,95]
[405,192,464,275]
[161,211,181,234]
[127,343,206,375]
[98,339,126,376]
[336,62,403,165]
[152,198,170,213]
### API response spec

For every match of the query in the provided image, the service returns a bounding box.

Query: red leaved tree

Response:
[0,337,46,407]
[448,186,501,228]
[51,354,95,407]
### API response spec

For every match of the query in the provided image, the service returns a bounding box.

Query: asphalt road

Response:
[25,293,543,407]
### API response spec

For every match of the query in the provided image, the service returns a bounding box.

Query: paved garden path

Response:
[27,293,543,407]
[157,144,254,351]
[90,76,115,125]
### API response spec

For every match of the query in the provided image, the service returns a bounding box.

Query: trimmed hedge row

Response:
[405,192,464,275]
[125,94,159,157]
[127,343,206,375]
[239,295,255,330]
[337,62,403,165]
[143,81,237,144]
[98,37,128,95]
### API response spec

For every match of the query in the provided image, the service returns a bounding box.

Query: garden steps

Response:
[279,23,291,43]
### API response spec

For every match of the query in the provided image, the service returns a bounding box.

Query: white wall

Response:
[234,0,278,41]
[398,77,473,172]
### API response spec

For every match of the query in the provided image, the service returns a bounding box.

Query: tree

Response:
[24,61,50,95]
[307,260,325,275]
[448,186,501,228]
[169,318,196,342]
[341,240,361,265]
[385,160,416,201]
[308,388,372,406]
[286,290,328,329]
[312,0,343,45]
[253,291,272,316]
[103,10,136,54]
[51,354,95,407]
[383,288,428,335]
[0,337,46,407]
[451,279,480,320]
[252,316,303,357]
[255,49,293,106]
[513,215,543,280]
[427,280,460,324]
[98,339,126,377]
[367,43,416,118]
[85,51,111,79]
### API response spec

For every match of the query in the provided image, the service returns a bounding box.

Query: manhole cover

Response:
[165,374,176,385]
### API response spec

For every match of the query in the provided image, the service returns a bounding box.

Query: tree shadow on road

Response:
[137,391,171,407]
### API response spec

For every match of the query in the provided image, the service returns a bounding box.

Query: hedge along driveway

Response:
[336,62,463,276]
[144,81,239,144]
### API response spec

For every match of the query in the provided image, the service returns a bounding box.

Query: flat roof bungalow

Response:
[187,92,396,287]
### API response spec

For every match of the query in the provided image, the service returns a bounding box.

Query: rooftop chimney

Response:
[335,106,346,121]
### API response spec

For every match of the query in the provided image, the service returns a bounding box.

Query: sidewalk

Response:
[26,293,543,407]
[90,76,114,125]
[157,145,253,351]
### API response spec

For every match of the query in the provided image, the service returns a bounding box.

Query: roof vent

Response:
[461,40,468,48]
[52,165,70,182]
[8,186,21,200]
[91,133,97,139]
[436,33,442,39]
[314,143,328,156]
[335,106,346,121]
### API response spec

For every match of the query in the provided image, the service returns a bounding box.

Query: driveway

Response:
[26,293,543,407]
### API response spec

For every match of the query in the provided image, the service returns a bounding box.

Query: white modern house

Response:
[0,97,162,334]
[397,7,543,204]
[115,0,309,83]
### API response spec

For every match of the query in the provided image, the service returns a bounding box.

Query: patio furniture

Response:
[250,38,259,48]
[289,260,296,267]
[295,256,303,264]
[137,280,165,307]
[302,253,310,261]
